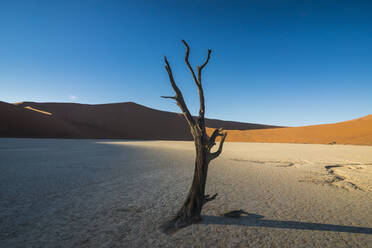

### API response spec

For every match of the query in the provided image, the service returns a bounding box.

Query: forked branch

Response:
[197,49,211,85]
[181,40,211,125]
[208,128,224,149]
[209,132,227,160]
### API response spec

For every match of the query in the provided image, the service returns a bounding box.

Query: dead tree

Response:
[160,40,227,234]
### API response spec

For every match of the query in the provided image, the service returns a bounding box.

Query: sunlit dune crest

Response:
[24,106,52,115]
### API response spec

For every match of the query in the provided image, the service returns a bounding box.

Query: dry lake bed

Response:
[1,138,372,247]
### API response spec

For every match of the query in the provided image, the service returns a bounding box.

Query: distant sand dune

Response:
[0,101,81,138]
[1,101,278,140]
[208,114,372,145]
[2,101,371,145]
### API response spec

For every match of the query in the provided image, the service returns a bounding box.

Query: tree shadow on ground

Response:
[200,212,372,234]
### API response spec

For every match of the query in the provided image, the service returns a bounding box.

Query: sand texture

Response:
[1,139,372,247]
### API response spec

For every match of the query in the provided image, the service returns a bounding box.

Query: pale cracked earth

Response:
[1,139,372,247]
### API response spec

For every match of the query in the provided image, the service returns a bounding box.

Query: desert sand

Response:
[210,114,372,145]
[1,138,371,247]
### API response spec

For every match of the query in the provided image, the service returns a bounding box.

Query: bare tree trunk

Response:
[160,41,227,234]
[176,141,209,221]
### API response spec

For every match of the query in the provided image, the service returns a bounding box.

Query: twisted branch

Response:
[209,132,227,160]
[208,128,224,149]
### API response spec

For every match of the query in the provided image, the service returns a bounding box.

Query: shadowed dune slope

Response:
[207,115,372,145]
[1,101,279,140]
[0,101,82,138]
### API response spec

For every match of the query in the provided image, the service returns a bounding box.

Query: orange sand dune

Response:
[208,115,372,145]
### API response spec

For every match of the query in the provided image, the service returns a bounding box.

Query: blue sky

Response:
[0,0,371,126]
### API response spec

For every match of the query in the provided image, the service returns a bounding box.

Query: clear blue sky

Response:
[1,0,371,126]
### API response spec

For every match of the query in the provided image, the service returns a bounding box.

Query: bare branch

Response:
[181,41,210,128]
[161,96,177,100]
[182,40,207,126]
[209,132,227,160]
[208,128,224,149]
[196,86,206,128]
[203,193,218,205]
[164,56,197,134]
[197,49,212,84]
[195,49,211,127]
[181,40,199,86]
